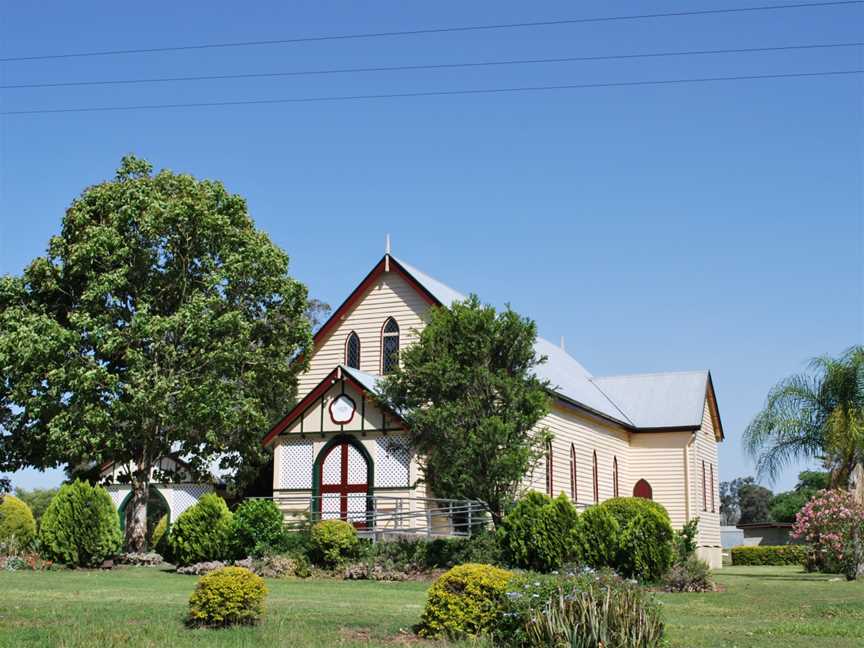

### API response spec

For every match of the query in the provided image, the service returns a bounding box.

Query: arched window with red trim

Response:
[702,460,707,512]
[345,331,361,369]
[592,451,599,504]
[545,440,553,496]
[569,444,577,502]
[710,463,716,512]
[381,318,400,374]
[612,456,619,498]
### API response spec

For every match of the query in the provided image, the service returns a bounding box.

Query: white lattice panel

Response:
[346,494,367,522]
[346,444,367,485]
[321,446,343,485]
[321,494,341,519]
[375,436,410,487]
[106,485,131,508]
[168,484,211,518]
[277,438,314,489]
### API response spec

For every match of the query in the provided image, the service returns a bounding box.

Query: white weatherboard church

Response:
[263,248,725,568]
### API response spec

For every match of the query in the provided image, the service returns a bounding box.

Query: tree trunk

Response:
[850,463,864,506]
[124,473,149,552]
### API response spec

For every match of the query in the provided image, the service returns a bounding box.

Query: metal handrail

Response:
[250,494,492,538]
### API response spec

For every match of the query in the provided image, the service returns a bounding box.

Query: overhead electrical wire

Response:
[2,41,861,90]
[1,0,861,63]
[2,69,861,116]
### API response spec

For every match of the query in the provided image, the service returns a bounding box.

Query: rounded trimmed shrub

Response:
[187,566,267,627]
[150,514,170,558]
[169,494,233,566]
[418,563,513,639]
[38,480,122,567]
[573,505,620,570]
[498,492,579,572]
[230,499,286,559]
[309,519,360,567]
[600,497,674,582]
[0,495,37,550]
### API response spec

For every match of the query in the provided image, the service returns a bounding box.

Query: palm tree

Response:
[744,346,864,488]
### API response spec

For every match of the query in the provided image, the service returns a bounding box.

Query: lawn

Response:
[0,566,861,647]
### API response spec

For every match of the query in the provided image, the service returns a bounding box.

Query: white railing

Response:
[251,494,492,539]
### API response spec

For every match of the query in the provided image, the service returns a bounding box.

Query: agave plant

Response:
[744,346,864,488]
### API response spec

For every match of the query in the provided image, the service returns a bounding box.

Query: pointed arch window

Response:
[702,461,707,512]
[569,444,577,502]
[710,463,716,512]
[545,440,554,496]
[345,332,361,369]
[592,451,599,504]
[381,318,400,374]
[612,456,619,498]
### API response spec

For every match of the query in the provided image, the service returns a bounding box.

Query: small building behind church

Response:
[262,252,725,568]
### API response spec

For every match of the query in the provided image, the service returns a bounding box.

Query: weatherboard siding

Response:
[299,271,431,394]
[695,400,721,547]
[629,431,691,530]
[529,404,631,507]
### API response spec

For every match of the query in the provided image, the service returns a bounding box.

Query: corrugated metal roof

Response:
[591,371,709,428]
[392,256,468,307]
[386,256,711,430]
[341,364,383,392]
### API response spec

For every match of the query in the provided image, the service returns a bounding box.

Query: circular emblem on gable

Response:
[329,394,356,425]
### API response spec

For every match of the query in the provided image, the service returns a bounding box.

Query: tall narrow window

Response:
[569,444,577,502]
[545,440,553,496]
[612,456,619,498]
[702,461,707,512]
[710,464,716,512]
[345,332,361,369]
[381,318,400,374]
[592,451,599,504]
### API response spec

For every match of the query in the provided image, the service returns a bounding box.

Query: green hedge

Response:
[0,495,37,549]
[498,492,579,572]
[169,494,233,566]
[730,545,807,566]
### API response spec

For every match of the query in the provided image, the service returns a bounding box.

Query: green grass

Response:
[0,565,861,647]
[661,566,864,647]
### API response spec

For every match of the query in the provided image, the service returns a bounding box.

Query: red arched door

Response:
[319,440,369,525]
[633,479,653,500]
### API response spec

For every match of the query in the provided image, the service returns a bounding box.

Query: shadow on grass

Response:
[722,571,848,582]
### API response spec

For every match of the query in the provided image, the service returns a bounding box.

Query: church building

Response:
[262,251,724,568]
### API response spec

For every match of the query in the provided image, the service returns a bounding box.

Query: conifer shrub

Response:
[229,498,286,559]
[169,494,233,566]
[0,495,37,550]
[418,563,513,639]
[573,505,620,570]
[600,497,675,582]
[309,519,360,567]
[150,514,171,559]
[498,491,579,572]
[187,566,267,627]
[663,555,715,593]
[38,480,122,567]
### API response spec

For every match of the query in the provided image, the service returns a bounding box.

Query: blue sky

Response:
[1,1,862,493]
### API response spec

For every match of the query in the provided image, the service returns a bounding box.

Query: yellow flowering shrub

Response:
[418,563,513,639]
[187,567,267,627]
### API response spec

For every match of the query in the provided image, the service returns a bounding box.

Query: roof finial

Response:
[560,336,565,351]
[385,233,391,255]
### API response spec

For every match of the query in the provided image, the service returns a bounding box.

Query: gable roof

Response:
[591,371,710,429]
[301,253,722,437]
[262,364,405,446]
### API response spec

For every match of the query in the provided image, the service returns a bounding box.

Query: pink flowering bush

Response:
[792,489,864,580]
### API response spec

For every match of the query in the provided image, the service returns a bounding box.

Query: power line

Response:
[3,41,861,90]
[1,1,861,63]
[2,69,861,116]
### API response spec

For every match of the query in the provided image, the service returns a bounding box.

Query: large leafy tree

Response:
[378,295,551,523]
[744,346,864,488]
[769,470,830,523]
[0,157,312,550]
